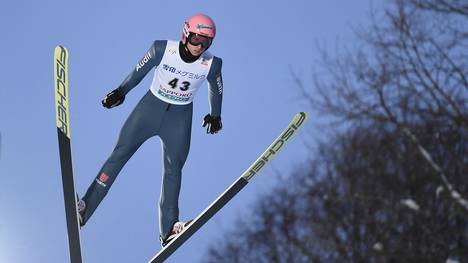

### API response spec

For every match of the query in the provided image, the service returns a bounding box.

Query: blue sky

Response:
[0,0,383,262]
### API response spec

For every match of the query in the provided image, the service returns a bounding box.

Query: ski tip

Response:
[55,45,68,53]
[293,112,308,127]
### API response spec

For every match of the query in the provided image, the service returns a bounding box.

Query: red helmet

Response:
[182,14,216,47]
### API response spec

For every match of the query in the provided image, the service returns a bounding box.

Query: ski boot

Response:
[160,220,193,247]
[76,195,86,227]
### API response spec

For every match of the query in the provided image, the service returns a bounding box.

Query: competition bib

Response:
[150,40,213,105]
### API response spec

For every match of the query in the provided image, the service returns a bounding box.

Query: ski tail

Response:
[149,112,308,263]
[54,45,83,263]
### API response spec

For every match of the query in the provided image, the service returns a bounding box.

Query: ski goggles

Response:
[187,33,213,48]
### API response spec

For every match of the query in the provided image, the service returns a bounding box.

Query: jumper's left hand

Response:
[202,114,222,134]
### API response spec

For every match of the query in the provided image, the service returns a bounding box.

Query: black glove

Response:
[202,114,222,134]
[102,89,125,108]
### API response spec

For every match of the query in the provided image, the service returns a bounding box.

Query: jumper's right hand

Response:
[102,89,125,108]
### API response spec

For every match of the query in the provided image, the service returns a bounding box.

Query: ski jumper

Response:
[81,40,223,240]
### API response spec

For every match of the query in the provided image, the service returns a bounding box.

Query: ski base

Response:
[149,112,307,263]
[55,45,83,263]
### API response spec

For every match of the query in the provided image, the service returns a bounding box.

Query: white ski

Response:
[54,45,83,263]
[149,112,308,263]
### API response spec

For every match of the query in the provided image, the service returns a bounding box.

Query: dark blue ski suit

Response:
[81,40,223,240]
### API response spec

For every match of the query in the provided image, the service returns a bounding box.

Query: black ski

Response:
[149,112,308,263]
[54,45,83,263]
